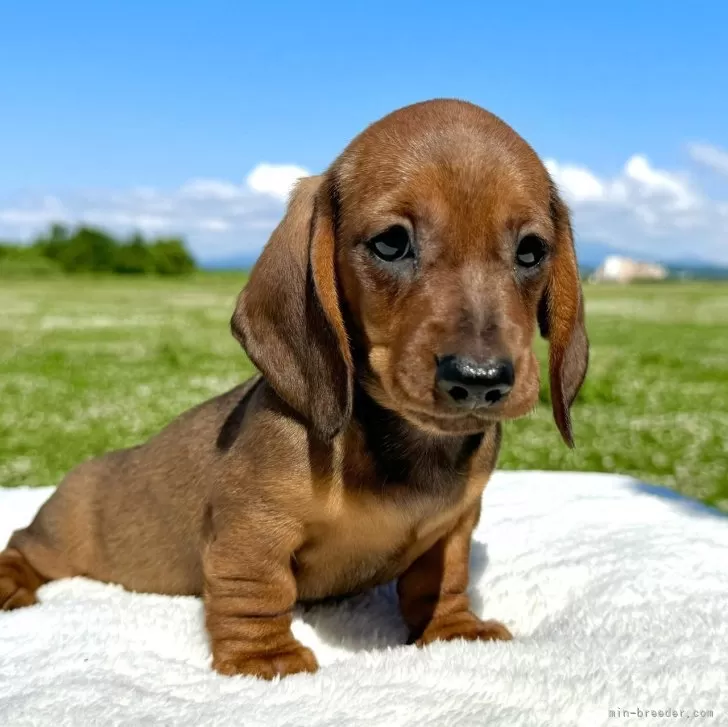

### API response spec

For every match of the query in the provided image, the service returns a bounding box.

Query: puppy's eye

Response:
[516,235,547,269]
[368,225,413,262]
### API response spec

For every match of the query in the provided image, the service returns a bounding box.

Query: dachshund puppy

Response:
[0,99,588,679]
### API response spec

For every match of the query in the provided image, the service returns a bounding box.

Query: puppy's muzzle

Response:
[435,355,514,410]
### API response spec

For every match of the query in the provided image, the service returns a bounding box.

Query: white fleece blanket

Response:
[0,471,726,727]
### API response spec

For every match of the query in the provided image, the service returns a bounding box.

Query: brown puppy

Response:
[0,99,588,679]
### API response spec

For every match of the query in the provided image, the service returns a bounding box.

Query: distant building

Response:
[589,255,668,284]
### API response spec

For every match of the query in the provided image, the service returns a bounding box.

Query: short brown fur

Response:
[0,99,588,679]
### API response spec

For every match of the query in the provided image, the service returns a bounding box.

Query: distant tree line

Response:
[0,224,197,276]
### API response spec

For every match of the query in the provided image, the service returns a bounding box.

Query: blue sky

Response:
[1,1,727,263]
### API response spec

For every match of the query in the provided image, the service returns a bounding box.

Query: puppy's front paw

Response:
[213,642,319,680]
[415,612,513,647]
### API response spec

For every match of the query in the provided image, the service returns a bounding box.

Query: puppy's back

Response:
[6,377,262,597]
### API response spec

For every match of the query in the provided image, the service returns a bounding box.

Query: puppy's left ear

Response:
[230,175,353,442]
[537,187,589,448]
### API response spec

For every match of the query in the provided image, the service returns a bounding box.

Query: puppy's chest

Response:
[293,469,479,602]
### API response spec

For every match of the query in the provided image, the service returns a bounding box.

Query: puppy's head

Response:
[232,99,588,445]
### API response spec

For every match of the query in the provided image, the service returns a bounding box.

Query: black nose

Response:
[436,355,515,409]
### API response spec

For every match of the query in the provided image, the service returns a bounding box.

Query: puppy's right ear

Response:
[537,187,589,448]
[231,175,353,442]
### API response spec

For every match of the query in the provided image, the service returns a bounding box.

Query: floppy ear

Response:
[537,187,589,448]
[230,175,353,442]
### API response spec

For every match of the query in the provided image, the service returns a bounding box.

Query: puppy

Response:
[0,99,588,679]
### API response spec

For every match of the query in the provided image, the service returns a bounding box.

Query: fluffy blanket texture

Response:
[1,471,726,727]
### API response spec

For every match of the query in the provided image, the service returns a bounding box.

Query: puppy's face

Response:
[332,108,558,435]
[234,99,588,445]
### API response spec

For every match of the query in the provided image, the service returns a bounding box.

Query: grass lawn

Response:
[1,275,727,511]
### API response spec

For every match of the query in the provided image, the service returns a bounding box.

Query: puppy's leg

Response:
[397,503,512,646]
[0,548,46,610]
[1,474,93,611]
[203,517,317,679]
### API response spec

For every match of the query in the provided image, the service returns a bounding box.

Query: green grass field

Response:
[1,275,726,511]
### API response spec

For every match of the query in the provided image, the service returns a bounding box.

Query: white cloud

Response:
[1,153,726,265]
[197,218,231,232]
[624,155,698,211]
[245,163,309,201]
[688,143,728,177]
[544,161,605,202]
[546,153,728,264]
[179,179,244,202]
[547,155,699,213]
[0,163,311,261]
[0,196,69,226]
